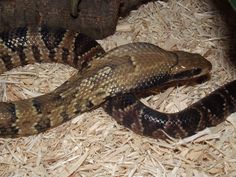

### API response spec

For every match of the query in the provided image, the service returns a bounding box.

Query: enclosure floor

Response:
[1,1,236,176]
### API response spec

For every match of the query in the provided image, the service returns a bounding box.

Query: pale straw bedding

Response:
[1,0,236,176]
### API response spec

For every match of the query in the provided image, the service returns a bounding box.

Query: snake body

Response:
[0,26,235,139]
[105,80,236,139]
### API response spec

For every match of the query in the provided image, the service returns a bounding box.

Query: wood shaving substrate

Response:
[1,0,236,176]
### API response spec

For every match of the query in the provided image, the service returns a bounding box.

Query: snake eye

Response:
[191,68,202,76]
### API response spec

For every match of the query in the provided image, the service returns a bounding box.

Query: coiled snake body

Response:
[0,26,235,139]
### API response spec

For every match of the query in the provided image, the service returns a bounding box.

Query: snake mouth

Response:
[171,68,204,81]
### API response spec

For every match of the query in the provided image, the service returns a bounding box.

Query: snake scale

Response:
[0,26,235,139]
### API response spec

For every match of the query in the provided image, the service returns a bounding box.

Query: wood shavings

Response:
[1,0,236,176]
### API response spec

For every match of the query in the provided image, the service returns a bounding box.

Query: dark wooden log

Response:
[0,0,120,39]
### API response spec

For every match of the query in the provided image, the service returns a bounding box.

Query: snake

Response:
[0,26,235,139]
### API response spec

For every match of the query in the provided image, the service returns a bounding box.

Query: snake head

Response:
[170,51,212,81]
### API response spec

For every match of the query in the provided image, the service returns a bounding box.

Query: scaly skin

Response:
[0,26,213,138]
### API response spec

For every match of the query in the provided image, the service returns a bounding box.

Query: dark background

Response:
[212,0,236,66]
